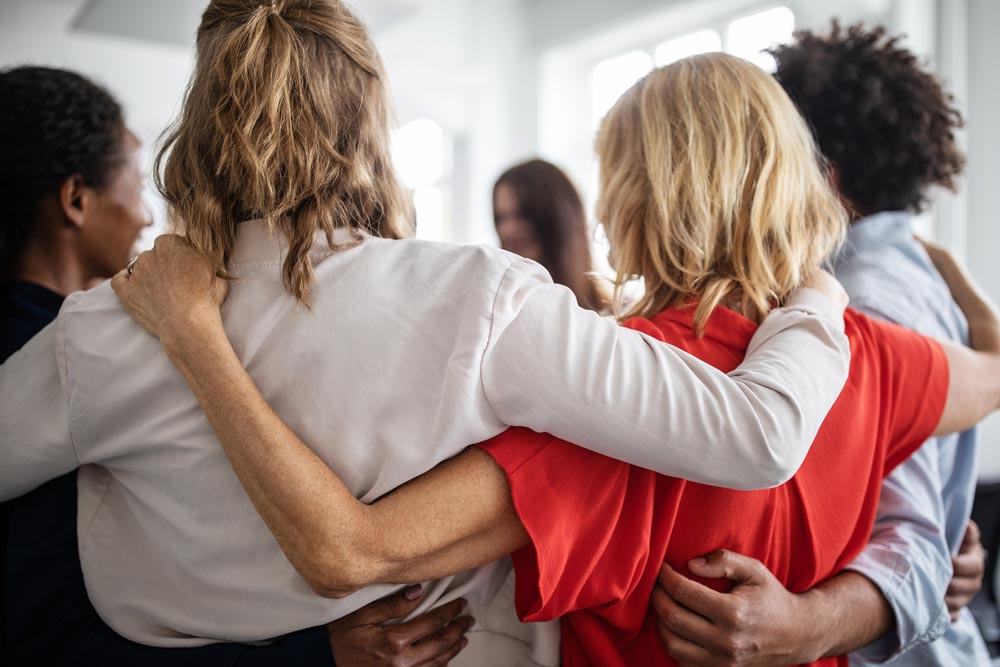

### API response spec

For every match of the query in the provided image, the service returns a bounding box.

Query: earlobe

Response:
[59,174,87,229]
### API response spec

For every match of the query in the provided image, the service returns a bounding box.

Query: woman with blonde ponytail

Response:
[1,2,855,662]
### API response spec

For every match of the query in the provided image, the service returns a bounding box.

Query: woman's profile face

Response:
[80,130,151,278]
[493,182,543,264]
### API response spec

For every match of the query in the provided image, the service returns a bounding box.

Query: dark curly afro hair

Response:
[770,21,965,217]
[0,66,125,276]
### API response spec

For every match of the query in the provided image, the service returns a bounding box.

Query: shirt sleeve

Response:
[481,257,851,490]
[864,316,950,474]
[478,428,659,624]
[846,444,953,664]
[0,313,78,501]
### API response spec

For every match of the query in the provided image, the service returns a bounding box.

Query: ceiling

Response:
[71,0,423,46]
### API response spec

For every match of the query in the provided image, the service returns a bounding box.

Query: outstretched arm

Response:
[123,291,526,596]
[921,241,1000,435]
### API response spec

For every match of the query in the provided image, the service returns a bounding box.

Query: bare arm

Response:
[137,298,525,597]
[922,241,1000,435]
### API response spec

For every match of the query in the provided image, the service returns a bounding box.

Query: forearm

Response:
[160,314,525,596]
[799,572,894,661]
[931,248,1000,354]
[929,247,1000,429]
[161,312,378,595]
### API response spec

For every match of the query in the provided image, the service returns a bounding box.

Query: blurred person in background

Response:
[0,65,467,667]
[493,159,608,312]
[649,22,990,667]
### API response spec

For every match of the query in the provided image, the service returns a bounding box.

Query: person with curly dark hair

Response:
[0,66,469,667]
[647,21,991,667]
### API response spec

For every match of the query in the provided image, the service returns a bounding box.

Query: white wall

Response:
[0,0,194,244]
[965,0,1000,480]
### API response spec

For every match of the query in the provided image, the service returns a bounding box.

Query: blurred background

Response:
[0,0,997,479]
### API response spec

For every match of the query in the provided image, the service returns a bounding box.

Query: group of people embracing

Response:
[1,1,998,666]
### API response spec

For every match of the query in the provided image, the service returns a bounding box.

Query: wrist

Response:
[160,305,226,363]
[791,588,835,663]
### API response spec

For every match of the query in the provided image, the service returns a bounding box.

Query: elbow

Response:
[297,550,373,599]
[735,429,810,491]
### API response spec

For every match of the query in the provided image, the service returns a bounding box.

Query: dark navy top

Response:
[1,281,332,666]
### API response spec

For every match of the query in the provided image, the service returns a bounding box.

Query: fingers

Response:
[962,520,982,551]
[800,268,849,312]
[407,615,474,667]
[391,598,469,642]
[952,550,986,579]
[349,585,426,625]
[111,269,129,297]
[651,584,717,647]
[418,636,469,667]
[686,550,766,585]
[657,625,722,667]
[656,562,728,620]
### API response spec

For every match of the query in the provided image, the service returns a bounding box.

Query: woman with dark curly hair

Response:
[767,22,990,667]
[643,22,989,667]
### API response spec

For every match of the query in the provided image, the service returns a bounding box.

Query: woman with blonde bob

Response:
[112,50,1000,666]
[0,0,857,661]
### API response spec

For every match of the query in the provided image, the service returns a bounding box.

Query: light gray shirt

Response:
[0,221,849,652]
[842,211,990,666]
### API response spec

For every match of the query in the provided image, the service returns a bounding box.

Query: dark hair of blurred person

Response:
[493,159,607,311]
[0,66,149,356]
[770,21,964,218]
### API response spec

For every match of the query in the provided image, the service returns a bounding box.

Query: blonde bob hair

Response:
[157,0,412,303]
[596,53,847,334]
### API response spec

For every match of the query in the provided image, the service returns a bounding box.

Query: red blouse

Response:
[479,306,949,667]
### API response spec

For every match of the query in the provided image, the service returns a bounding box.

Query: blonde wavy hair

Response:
[156,0,412,303]
[596,53,847,334]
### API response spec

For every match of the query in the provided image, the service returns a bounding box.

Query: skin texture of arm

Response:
[120,294,525,596]
[651,551,893,667]
[922,241,1000,435]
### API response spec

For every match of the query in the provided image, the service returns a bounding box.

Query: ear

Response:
[58,174,87,229]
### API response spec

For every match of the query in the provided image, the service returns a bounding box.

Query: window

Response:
[590,50,654,127]
[589,6,795,126]
[726,7,795,72]
[392,118,451,241]
[654,29,722,66]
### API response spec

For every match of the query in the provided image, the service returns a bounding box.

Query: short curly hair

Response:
[770,21,964,216]
[0,66,126,276]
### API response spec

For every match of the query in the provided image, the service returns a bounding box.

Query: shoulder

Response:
[836,240,960,335]
[844,309,944,382]
[56,281,122,325]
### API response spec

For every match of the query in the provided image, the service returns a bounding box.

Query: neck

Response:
[12,236,94,297]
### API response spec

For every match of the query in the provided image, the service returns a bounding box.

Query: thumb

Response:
[687,549,766,586]
[963,520,981,549]
[350,584,425,625]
